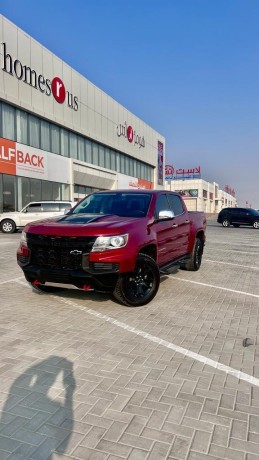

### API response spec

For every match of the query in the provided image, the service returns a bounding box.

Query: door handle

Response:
[172,224,178,228]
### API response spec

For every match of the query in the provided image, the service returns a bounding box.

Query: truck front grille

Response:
[27,234,96,270]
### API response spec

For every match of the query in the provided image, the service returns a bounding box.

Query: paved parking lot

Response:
[0,219,259,460]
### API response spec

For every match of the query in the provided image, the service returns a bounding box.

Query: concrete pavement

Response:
[0,220,259,459]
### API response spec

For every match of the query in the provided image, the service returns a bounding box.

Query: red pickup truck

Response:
[17,190,206,307]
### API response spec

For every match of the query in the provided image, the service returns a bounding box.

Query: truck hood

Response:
[24,213,148,236]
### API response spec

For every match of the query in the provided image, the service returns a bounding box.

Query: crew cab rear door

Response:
[167,193,190,257]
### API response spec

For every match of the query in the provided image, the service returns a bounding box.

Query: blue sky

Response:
[1,0,259,207]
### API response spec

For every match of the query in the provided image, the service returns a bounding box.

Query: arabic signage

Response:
[165,165,201,180]
[117,173,153,190]
[225,185,235,197]
[0,137,70,183]
[1,43,78,111]
[117,121,145,148]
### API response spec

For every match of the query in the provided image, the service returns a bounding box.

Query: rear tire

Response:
[222,219,230,227]
[183,237,203,271]
[1,219,16,233]
[253,220,259,229]
[113,253,160,307]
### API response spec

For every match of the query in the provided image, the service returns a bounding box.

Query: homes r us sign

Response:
[1,43,78,111]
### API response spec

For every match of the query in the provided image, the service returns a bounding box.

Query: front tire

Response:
[222,219,230,227]
[1,219,16,233]
[183,237,203,271]
[113,253,160,307]
[253,220,259,229]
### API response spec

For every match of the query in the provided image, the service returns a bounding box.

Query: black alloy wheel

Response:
[182,237,203,271]
[113,253,160,307]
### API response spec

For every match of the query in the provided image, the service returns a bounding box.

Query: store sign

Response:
[117,121,145,148]
[157,141,164,185]
[225,185,235,197]
[0,137,70,183]
[1,43,78,111]
[165,164,174,180]
[117,173,153,189]
[166,165,201,180]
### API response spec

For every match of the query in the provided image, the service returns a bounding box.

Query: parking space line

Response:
[204,259,259,270]
[0,276,25,285]
[172,277,259,298]
[10,278,259,388]
[206,248,258,254]
[52,296,259,388]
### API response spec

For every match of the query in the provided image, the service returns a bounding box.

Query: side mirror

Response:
[158,210,175,220]
[63,208,71,215]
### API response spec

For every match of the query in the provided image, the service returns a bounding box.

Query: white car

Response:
[0,201,76,233]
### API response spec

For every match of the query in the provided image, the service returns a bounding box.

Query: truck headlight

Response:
[91,234,128,252]
[20,231,28,247]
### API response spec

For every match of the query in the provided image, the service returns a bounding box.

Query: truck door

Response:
[154,194,183,266]
[167,193,191,258]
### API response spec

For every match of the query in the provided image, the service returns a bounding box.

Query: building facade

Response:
[0,15,165,212]
[166,178,237,213]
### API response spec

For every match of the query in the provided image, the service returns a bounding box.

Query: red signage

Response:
[127,126,134,143]
[52,77,66,104]
[225,185,235,197]
[165,165,174,176]
[117,122,145,148]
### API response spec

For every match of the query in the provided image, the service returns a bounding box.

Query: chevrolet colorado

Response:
[17,190,206,307]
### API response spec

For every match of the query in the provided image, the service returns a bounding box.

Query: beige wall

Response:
[166,178,237,212]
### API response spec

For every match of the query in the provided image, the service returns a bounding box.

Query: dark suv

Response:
[217,207,259,229]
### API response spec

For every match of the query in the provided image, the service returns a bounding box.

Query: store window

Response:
[30,178,41,202]
[52,182,61,200]
[61,128,69,157]
[17,110,28,144]
[85,139,92,163]
[110,150,116,170]
[51,125,60,154]
[99,145,105,167]
[29,114,40,148]
[69,132,78,159]
[42,181,53,200]
[3,174,16,212]
[92,144,99,165]
[21,177,30,207]
[40,120,51,152]
[2,103,15,141]
[78,136,85,162]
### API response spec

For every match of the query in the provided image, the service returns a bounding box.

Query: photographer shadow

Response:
[0,356,76,458]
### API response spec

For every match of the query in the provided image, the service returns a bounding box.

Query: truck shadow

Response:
[0,356,76,458]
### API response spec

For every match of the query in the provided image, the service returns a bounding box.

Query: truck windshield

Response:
[72,193,152,217]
